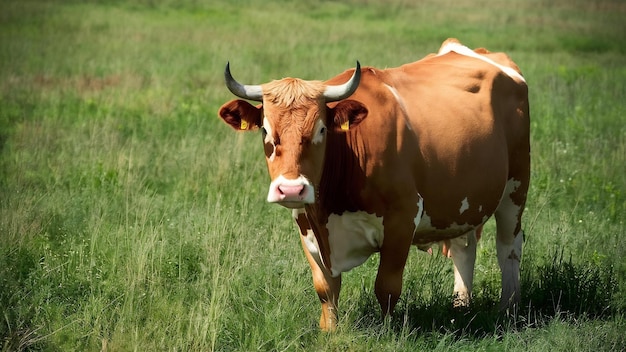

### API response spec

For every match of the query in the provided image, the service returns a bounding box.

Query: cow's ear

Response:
[328,100,368,132]
[218,99,262,131]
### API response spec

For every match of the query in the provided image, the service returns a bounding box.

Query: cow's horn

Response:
[323,61,361,102]
[224,62,264,101]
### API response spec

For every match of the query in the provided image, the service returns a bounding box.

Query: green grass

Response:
[1,0,625,350]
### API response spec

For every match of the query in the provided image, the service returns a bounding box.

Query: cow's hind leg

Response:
[449,230,478,307]
[495,178,527,311]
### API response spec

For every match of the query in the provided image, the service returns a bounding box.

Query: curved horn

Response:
[323,61,361,102]
[224,62,264,101]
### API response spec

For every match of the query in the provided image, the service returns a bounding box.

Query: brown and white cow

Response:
[218,38,530,331]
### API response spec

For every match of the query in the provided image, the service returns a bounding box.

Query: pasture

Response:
[1,0,625,350]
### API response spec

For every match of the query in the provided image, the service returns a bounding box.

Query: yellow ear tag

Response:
[340,120,350,131]
[240,120,248,130]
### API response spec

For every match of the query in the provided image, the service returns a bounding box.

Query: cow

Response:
[218,38,530,331]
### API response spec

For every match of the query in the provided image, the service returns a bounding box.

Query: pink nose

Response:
[278,184,305,199]
[266,176,314,205]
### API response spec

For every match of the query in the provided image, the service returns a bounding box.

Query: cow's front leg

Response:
[374,215,414,317]
[299,235,341,331]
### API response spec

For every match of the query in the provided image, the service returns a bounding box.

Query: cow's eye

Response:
[319,127,326,135]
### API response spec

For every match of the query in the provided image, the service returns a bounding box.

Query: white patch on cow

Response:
[311,119,327,145]
[478,205,483,213]
[415,212,432,232]
[496,179,523,231]
[497,229,523,309]
[495,178,524,309]
[267,174,315,204]
[502,178,522,199]
[293,208,327,269]
[292,208,305,220]
[414,205,484,305]
[437,42,526,83]
[262,117,274,143]
[384,84,412,130]
[263,117,277,162]
[302,228,326,270]
[413,194,424,230]
[449,230,477,306]
[459,197,470,214]
[325,211,384,276]
[416,212,487,236]
[415,212,466,236]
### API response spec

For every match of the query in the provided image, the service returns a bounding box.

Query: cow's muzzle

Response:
[267,175,315,208]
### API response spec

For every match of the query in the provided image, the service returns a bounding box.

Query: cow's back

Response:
[384,51,529,241]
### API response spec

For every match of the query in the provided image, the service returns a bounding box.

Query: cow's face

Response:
[218,63,366,208]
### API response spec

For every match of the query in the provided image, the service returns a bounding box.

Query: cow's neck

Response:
[318,131,368,215]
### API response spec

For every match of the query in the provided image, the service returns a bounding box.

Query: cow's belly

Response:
[325,211,384,276]
[412,210,490,244]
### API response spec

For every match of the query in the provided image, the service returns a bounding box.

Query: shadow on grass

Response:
[354,251,621,338]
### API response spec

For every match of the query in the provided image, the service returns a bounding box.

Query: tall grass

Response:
[1,0,625,350]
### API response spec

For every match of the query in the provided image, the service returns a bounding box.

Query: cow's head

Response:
[218,62,367,208]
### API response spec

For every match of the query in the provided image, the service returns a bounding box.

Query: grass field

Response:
[1,0,625,350]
